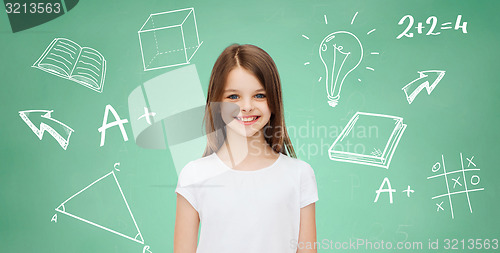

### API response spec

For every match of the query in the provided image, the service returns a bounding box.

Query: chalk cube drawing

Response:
[138,7,203,71]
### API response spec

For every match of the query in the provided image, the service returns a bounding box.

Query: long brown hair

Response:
[202,44,296,158]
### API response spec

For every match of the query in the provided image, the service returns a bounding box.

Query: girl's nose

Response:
[240,98,254,112]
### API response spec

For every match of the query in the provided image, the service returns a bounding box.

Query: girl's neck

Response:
[217,129,277,168]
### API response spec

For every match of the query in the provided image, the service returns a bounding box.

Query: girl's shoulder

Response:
[278,153,316,175]
[177,153,222,186]
[280,155,318,186]
[184,153,217,169]
[279,153,313,168]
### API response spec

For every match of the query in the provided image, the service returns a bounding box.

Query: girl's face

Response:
[220,67,272,138]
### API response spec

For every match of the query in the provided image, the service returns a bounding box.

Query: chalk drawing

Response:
[19,110,74,150]
[114,162,121,171]
[402,70,445,104]
[143,245,153,253]
[402,185,414,197]
[371,148,382,157]
[397,14,468,39]
[33,38,106,93]
[436,201,444,211]
[374,177,396,203]
[351,11,358,25]
[51,214,58,223]
[55,169,145,244]
[138,8,203,71]
[98,104,130,147]
[427,153,484,219]
[319,31,363,107]
[138,107,157,125]
[329,112,406,169]
[302,12,379,107]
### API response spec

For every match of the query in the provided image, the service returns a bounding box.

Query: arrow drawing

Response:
[402,70,445,104]
[19,110,74,150]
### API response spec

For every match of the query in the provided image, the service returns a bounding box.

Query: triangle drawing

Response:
[55,171,144,244]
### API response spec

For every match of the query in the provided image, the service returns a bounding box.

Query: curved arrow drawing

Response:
[402,70,445,104]
[19,110,74,150]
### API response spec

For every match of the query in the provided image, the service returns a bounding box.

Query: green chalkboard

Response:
[1,0,499,252]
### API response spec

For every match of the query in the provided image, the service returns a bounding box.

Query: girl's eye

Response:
[226,94,265,99]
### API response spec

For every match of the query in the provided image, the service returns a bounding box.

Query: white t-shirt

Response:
[175,152,319,253]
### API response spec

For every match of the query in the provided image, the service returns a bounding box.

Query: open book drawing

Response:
[33,38,106,93]
[329,112,407,169]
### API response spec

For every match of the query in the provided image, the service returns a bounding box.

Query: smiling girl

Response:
[174,44,319,253]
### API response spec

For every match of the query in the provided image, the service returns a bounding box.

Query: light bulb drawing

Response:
[301,11,378,108]
[319,31,363,107]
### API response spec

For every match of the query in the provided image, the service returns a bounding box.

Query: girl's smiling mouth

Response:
[234,115,261,125]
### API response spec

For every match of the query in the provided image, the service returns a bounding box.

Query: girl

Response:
[174,44,318,253]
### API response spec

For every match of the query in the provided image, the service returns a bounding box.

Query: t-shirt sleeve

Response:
[175,162,199,212]
[300,163,319,208]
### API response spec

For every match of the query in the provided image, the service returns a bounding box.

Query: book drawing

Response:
[329,112,407,169]
[33,38,106,93]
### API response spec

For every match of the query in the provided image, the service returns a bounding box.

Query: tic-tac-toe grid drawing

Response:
[427,153,484,219]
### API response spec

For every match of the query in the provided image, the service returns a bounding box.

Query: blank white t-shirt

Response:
[175,152,319,253]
